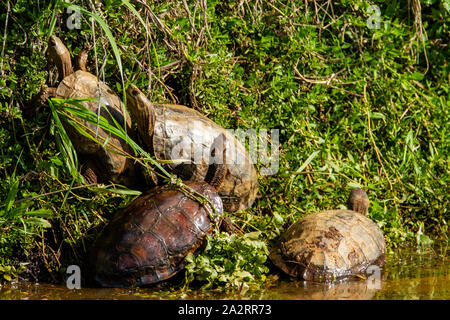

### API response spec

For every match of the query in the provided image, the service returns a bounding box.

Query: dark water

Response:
[0,242,448,300]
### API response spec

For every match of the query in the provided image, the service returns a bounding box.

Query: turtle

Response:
[89,134,229,287]
[125,84,258,212]
[29,35,139,186]
[269,188,386,282]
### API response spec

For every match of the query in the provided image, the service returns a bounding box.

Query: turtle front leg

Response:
[35,87,57,104]
[219,216,243,235]
[80,160,103,185]
[141,165,159,188]
[82,165,98,185]
[23,87,57,117]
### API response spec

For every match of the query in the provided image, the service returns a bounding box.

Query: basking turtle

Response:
[125,84,258,212]
[31,36,139,186]
[90,134,228,287]
[269,188,385,282]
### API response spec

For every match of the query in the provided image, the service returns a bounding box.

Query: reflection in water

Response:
[0,242,448,300]
[265,279,379,300]
[372,242,449,300]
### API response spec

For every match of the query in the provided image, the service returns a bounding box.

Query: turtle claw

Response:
[142,166,159,187]
[219,216,242,235]
[23,87,57,117]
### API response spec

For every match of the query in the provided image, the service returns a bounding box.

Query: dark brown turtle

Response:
[30,36,138,186]
[90,134,229,287]
[125,84,258,212]
[269,188,386,282]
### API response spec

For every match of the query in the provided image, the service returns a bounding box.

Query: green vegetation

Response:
[0,0,448,290]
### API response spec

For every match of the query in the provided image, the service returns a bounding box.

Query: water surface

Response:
[0,242,448,300]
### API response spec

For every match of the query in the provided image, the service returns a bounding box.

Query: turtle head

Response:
[126,84,155,147]
[347,188,369,215]
[48,35,73,80]
[75,49,88,72]
[126,84,148,109]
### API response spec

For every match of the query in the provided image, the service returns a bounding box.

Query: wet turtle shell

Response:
[40,36,138,186]
[269,189,386,282]
[90,181,223,288]
[126,85,258,212]
[90,133,228,287]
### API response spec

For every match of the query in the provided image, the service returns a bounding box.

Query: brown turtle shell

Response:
[90,181,223,287]
[269,210,386,282]
[151,103,258,212]
[56,70,138,186]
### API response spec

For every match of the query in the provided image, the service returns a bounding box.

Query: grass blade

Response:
[56,1,125,90]
[294,150,320,174]
[5,178,19,213]
[52,97,172,179]
[4,149,23,213]
[48,99,80,181]
[121,0,160,76]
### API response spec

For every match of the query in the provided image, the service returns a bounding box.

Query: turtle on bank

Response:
[29,36,139,186]
[90,134,229,287]
[269,188,386,282]
[125,84,258,212]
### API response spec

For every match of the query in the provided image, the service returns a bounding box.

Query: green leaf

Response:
[5,178,19,213]
[370,112,386,120]
[91,186,142,196]
[410,72,424,81]
[294,150,320,174]
[25,217,52,228]
[23,209,53,218]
